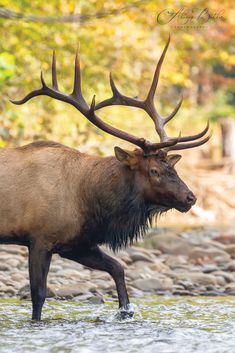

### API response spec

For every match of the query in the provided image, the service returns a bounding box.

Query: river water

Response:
[1,296,235,353]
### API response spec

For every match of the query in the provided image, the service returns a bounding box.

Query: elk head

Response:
[11,36,210,213]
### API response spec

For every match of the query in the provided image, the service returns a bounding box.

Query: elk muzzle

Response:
[176,190,196,212]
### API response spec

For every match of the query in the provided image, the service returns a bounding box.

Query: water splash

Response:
[1,297,235,353]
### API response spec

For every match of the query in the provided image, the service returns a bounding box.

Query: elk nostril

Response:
[186,193,196,204]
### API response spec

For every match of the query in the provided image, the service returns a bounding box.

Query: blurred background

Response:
[0,0,234,227]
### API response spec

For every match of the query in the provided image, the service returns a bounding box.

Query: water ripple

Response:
[1,296,235,353]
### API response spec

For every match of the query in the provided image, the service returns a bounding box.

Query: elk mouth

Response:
[175,204,193,213]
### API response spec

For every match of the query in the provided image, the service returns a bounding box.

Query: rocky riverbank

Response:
[1,228,235,303]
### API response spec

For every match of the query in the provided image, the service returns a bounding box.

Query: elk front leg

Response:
[59,246,132,317]
[28,242,52,321]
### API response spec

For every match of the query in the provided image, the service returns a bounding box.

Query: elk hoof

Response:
[115,305,134,320]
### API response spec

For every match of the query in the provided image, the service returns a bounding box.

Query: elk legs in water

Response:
[59,246,133,319]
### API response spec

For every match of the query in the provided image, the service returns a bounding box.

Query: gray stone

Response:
[225,261,235,271]
[18,284,56,299]
[93,279,114,290]
[129,251,154,263]
[0,264,10,271]
[73,292,94,301]
[202,264,219,273]
[225,283,235,295]
[148,260,170,273]
[164,255,188,268]
[189,247,230,263]
[214,276,226,286]
[142,232,193,255]
[132,277,173,292]
[88,295,104,304]
[213,271,235,283]
[52,283,97,298]
[224,244,235,256]
[173,272,217,286]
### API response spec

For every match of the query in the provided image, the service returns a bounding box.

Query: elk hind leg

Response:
[59,245,133,319]
[28,243,52,321]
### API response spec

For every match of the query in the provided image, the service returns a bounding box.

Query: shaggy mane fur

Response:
[84,179,165,252]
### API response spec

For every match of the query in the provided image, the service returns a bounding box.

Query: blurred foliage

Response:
[0,0,234,153]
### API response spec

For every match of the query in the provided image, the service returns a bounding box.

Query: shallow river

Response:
[1,296,235,353]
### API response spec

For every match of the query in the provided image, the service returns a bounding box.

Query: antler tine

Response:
[167,132,212,151]
[40,71,47,88]
[178,120,210,143]
[95,73,143,110]
[146,35,170,104]
[72,45,82,97]
[163,96,183,125]
[52,51,58,90]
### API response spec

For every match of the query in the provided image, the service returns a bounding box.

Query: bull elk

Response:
[1,37,210,320]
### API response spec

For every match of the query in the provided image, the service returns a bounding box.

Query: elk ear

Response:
[114,146,135,167]
[167,154,182,167]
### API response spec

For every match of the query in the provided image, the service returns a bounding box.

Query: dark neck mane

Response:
[101,194,160,251]
[82,158,164,251]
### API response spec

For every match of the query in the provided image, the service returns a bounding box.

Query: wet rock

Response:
[202,264,219,273]
[11,272,27,285]
[142,233,193,255]
[172,288,191,295]
[58,269,82,279]
[148,260,170,273]
[88,295,104,304]
[93,279,114,290]
[18,284,56,299]
[189,247,230,264]
[224,244,235,257]
[129,261,155,274]
[128,286,145,297]
[118,253,132,265]
[213,271,235,283]
[150,249,162,256]
[177,280,195,290]
[225,283,235,295]
[49,265,63,273]
[214,233,235,245]
[225,261,235,272]
[0,264,10,271]
[0,273,7,281]
[173,272,217,286]
[132,277,173,292]
[125,270,141,281]
[6,259,22,268]
[0,245,27,256]
[164,255,188,268]
[128,251,154,263]
[90,272,110,281]
[214,276,226,286]
[73,292,94,302]
[52,283,97,299]
[0,286,17,296]
[203,239,226,251]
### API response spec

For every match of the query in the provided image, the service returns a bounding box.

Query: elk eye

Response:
[149,168,160,177]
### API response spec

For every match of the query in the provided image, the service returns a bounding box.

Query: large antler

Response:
[10,37,210,153]
[10,47,180,153]
[95,36,210,151]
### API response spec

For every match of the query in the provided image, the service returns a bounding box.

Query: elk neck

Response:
[78,155,164,251]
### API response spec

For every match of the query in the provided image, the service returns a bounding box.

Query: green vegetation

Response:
[0,1,234,153]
